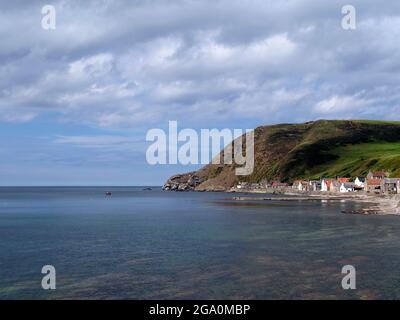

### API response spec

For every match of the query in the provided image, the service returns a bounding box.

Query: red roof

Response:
[293,180,307,185]
[272,182,288,187]
[323,179,334,187]
[337,177,350,183]
[367,179,382,186]
[371,171,387,177]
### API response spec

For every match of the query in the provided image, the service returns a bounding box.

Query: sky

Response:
[1,0,400,185]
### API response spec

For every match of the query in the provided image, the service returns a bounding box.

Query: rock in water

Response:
[162,172,203,191]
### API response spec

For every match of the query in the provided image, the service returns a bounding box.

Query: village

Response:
[233,171,400,195]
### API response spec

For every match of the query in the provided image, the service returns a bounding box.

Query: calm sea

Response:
[1,187,400,299]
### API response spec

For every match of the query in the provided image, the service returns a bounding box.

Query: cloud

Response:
[0,110,36,123]
[44,134,148,170]
[2,0,400,185]
[68,53,114,78]
[55,134,133,146]
[1,0,400,128]
[314,94,369,114]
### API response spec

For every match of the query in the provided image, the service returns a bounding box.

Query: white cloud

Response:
[55,135,133,146]
[0,110,36,123]
[314,95,369,114]
[68,53,114,78]
[1,0,400,128]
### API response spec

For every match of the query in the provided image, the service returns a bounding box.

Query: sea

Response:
[1,186,400,299]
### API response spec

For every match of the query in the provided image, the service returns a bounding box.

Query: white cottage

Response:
[292,180,308,191]
[321,179,333,192]
[354,177,365,188]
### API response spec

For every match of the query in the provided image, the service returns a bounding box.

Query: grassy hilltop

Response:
[185,120,400,191]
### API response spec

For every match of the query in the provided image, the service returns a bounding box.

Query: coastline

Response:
[162,173,400,215]
[228,190,400,216]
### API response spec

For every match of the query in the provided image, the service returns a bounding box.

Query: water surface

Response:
[1,187,399,299]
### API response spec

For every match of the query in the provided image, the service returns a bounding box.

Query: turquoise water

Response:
[1,187,400,299]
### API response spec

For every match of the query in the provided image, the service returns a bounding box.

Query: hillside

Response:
[163,120,400,191]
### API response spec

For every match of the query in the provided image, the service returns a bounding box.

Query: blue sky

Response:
[1,0,400,185]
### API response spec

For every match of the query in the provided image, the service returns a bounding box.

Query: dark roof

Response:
[342,182,355,188]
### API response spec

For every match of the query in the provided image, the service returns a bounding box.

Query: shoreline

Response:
[229,191,400,215]
[163,183,400,215]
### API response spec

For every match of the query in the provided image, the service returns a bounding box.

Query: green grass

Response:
[307,142,400,179]
[353,120,400,125]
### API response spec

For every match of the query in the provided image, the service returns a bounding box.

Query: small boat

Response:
[105,192,112,196]
[143,187,152,191]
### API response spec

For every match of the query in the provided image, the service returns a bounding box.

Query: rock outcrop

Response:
[162,172,204,191]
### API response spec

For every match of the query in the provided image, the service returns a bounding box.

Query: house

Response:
[321,179,332,192]
[382,178,400,194]
[367,171,388,180]
[365,179,382,193]
[354,177,365,188]
[292,180,309,191]
[321,179,340,192]
[330,180,341,192]
[340,182,355,193]
[309,180,322,191]
[236,182,248,189]
[236,182,263,190]
[271,181,289,188]
[260,179,269,188]
[337,177,350,183]
[354,177,366,191]
[292,180,301,190]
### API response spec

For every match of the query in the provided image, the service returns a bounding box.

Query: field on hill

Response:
[306,142,400,179]
[242,120,400,183]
